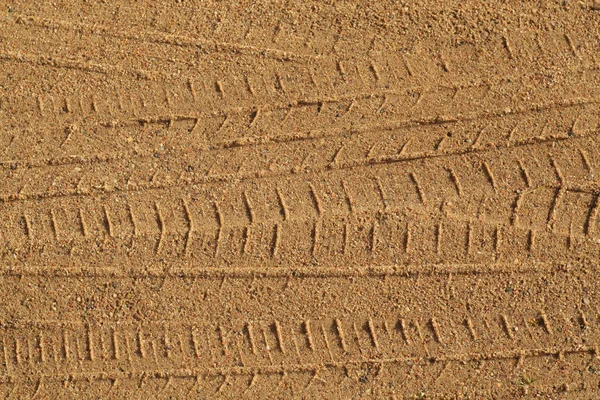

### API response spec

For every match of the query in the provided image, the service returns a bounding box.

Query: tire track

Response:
[0,350,596,398]
[2,131,600,266]
[5,6,599,73]
[12,0,600,64]
[2,22,600,149]
[1,93,598,197]
[9,14,321,63]
[1,198,597,270]
[2,65,599,167]
[0,301,598,397]
[2,106,598,242]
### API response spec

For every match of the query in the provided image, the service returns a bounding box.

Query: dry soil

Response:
[1,1,600,398]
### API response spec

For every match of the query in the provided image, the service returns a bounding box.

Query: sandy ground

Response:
[1,1,600,398]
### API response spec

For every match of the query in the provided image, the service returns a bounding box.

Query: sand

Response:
[1,1,600,398]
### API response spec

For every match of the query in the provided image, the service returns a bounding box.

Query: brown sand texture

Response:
[2,1,600,398]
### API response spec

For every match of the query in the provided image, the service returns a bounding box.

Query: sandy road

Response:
[1,1,600,398]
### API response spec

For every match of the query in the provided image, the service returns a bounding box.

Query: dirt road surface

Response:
[2,1,600,398]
